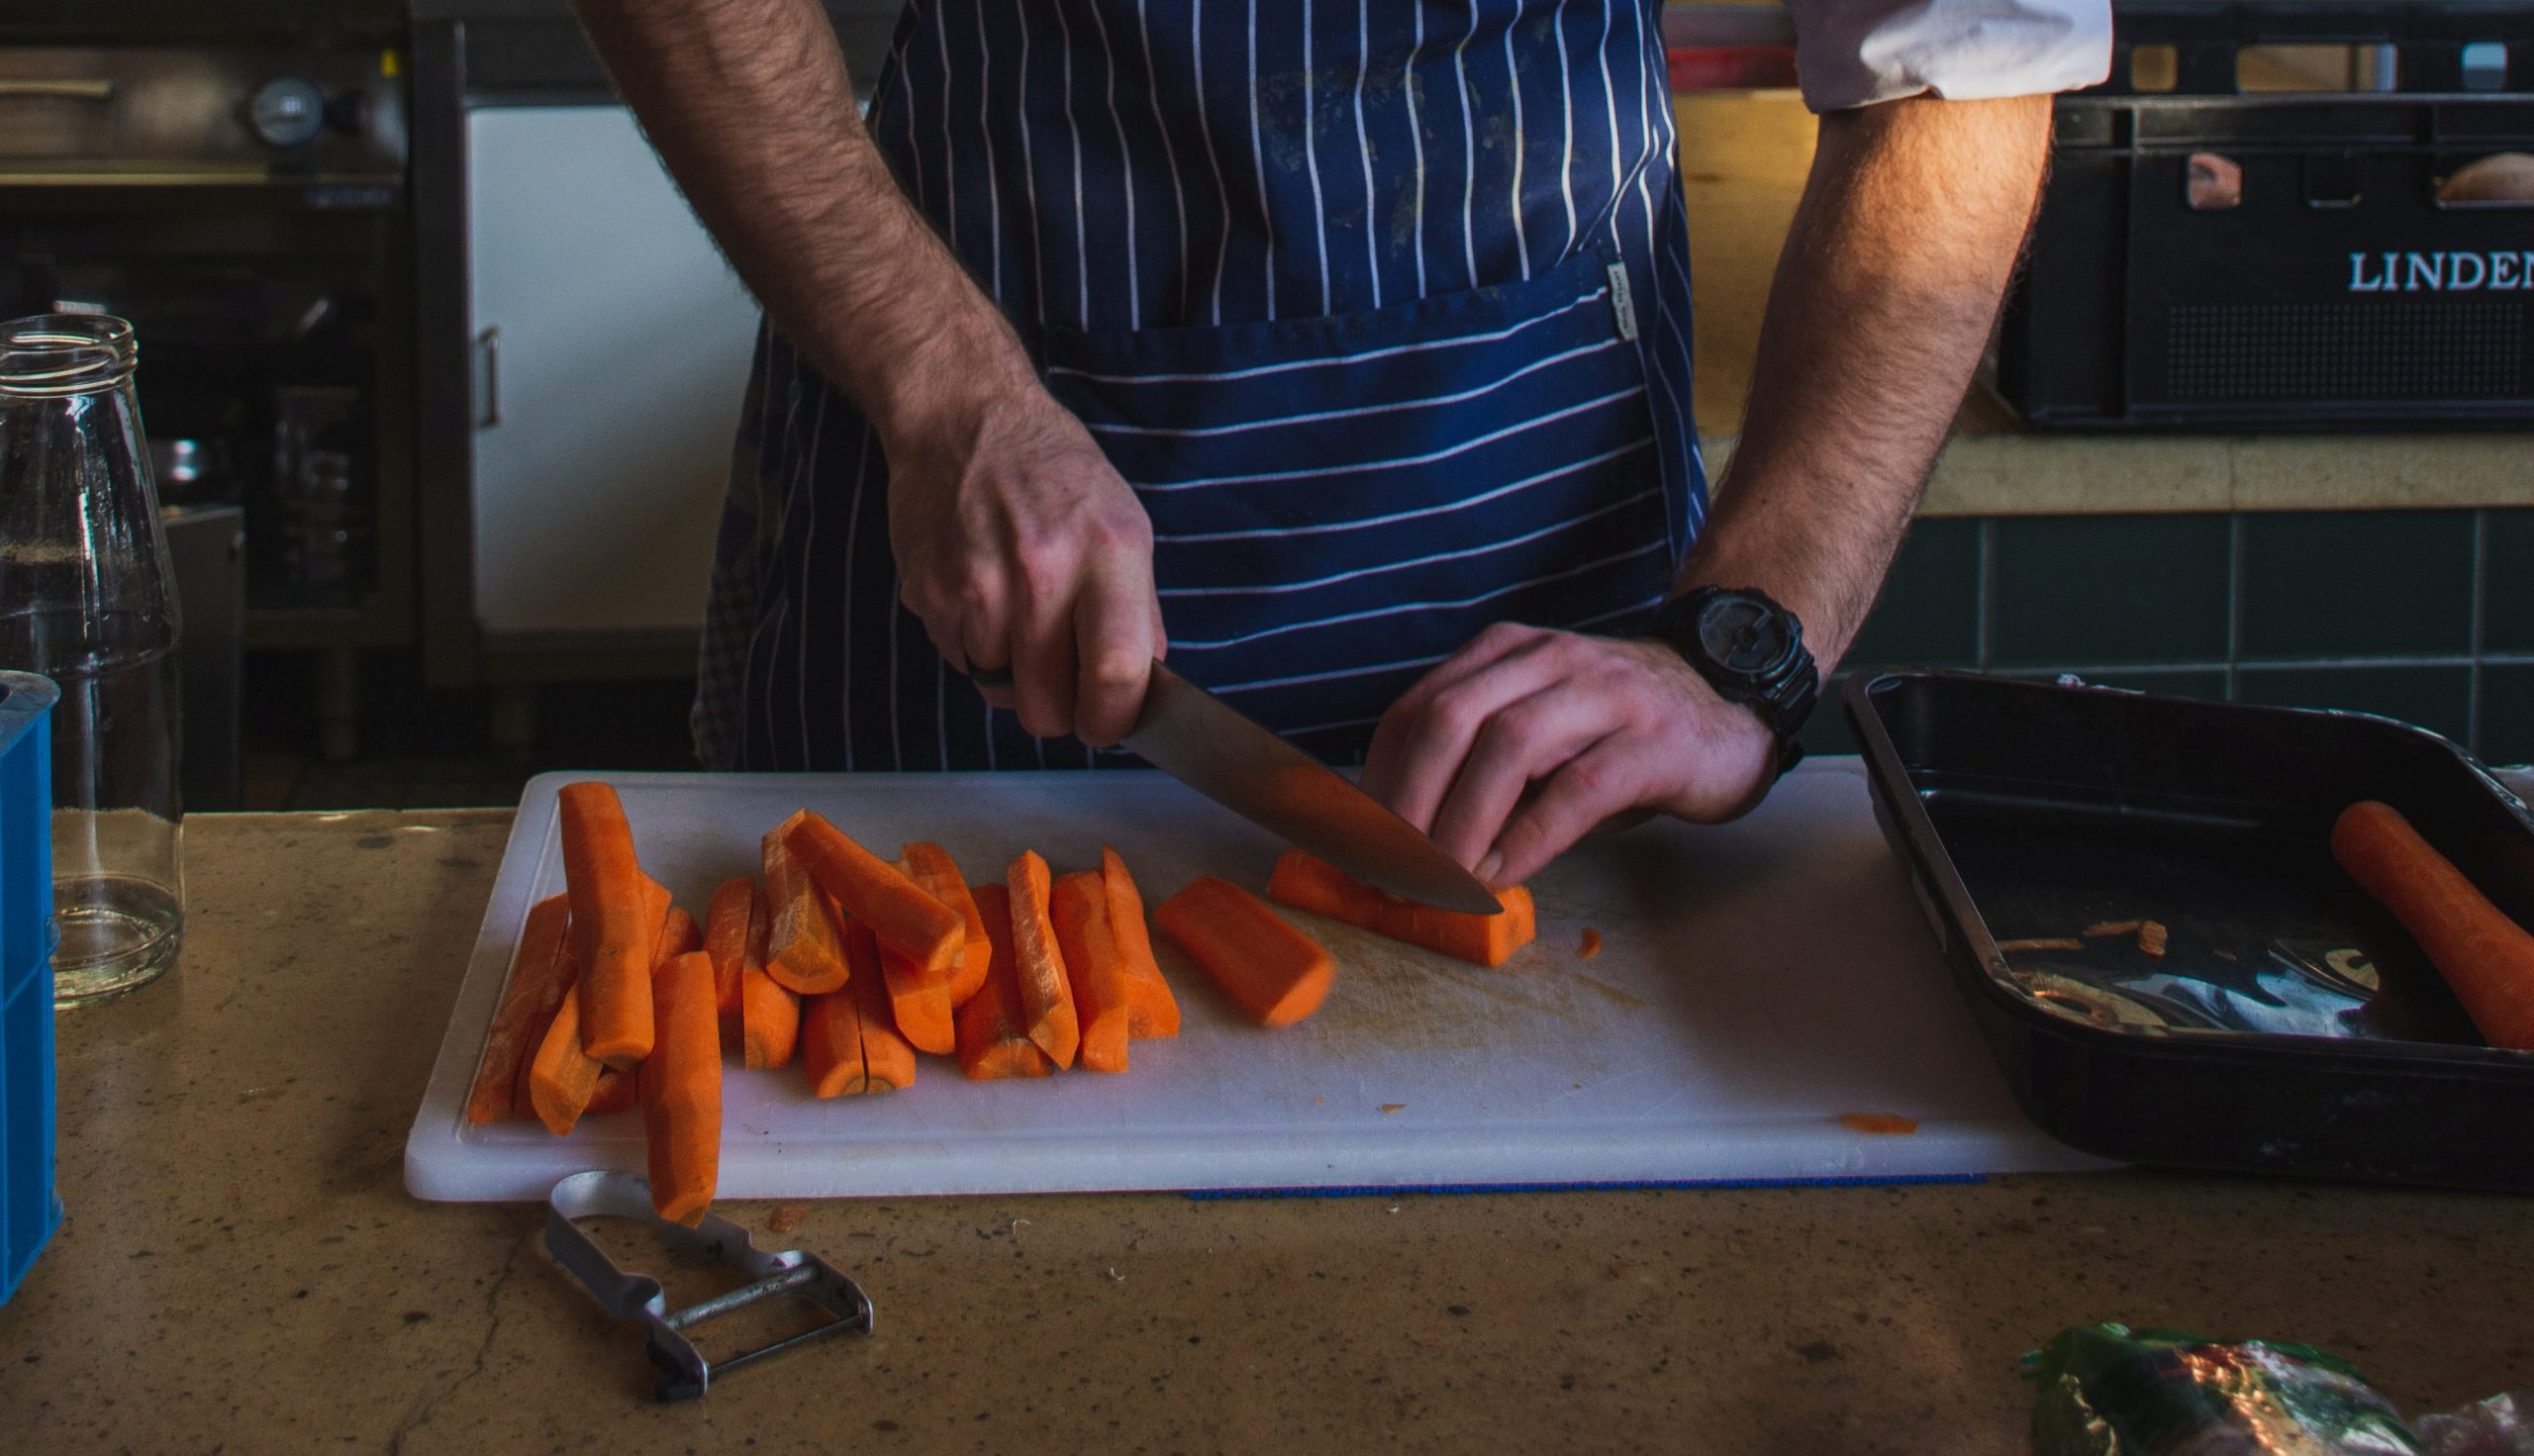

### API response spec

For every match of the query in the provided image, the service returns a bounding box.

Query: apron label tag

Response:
[1607,263,1639,341]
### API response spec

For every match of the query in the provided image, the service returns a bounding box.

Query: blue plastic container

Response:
[0,669,60,1306]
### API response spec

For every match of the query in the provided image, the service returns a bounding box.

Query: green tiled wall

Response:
[1992,516,2232,666]
[1805,507,2534,763]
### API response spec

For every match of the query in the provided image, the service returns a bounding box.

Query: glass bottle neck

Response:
[0,315,138,399]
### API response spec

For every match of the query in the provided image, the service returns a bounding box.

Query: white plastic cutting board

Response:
[405,761,2113,1202]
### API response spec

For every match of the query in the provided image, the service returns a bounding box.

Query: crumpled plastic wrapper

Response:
[2028,1325,2530,1455]
[2416,1395,2534,1456]
[2029,1323,2421,1454]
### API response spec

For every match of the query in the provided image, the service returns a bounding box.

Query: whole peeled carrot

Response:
[901,842,992,1007]
[1052,870,1131,1074]
[1154,877,1334,1027]
[640,949,723,1226]
[762,810,850,994]
[786,813,964,978]
[2332,800,2534,1051]
[527,983,605,1135]
[467,893,574,1124]
[956,883,1052,1080]
[1267,849,1534,968]
[1006,851,1081,1069]
[1101,847,1179,1039]
[558,782,663,1067]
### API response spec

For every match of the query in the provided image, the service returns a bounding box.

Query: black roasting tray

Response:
[1844,671,2534,1194]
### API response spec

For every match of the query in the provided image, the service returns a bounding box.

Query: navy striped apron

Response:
[694,0,1707,772]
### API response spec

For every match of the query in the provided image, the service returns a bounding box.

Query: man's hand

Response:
[1366,94,2055,885]
[573,0,1161,745]
[1360,624,1774,889]
[885,386,1163,746]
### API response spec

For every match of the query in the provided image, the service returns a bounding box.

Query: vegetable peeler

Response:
[542,1170,874,1402]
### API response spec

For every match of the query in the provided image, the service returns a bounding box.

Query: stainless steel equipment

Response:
[160,504,244,813]
[542,1170,875,1404]
[0,46,407,184]
[0,35,413,654]
[409,1,901,690]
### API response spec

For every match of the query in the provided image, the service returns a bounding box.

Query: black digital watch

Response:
[1642,586,1821,779]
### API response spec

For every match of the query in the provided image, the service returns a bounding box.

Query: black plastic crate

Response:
[1998,2,2534,431]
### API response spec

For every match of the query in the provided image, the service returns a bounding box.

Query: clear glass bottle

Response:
[0,315,185,1006]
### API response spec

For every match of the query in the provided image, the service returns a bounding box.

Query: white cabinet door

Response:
[467,105,759,637]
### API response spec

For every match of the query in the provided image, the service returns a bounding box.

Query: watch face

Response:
[1697,595,1789,676]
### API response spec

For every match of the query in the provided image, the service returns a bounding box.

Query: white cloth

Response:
[1784,0,2115,111]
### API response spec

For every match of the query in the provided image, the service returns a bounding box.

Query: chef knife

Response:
[1121,663,1505,916]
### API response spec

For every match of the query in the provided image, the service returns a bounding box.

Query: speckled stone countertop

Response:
[1,812,2526,1453]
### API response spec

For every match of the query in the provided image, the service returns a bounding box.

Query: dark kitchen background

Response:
[6,0,2528,812]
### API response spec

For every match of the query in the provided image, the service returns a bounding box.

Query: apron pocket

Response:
[1041,245,1675,747]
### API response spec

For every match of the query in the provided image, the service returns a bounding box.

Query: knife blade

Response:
[1121,663,1505,916]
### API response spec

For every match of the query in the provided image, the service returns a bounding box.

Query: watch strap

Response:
[1645,587,1820,780]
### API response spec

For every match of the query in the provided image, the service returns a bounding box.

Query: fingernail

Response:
[1476,851,1503,885]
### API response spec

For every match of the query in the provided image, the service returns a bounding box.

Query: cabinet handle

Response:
[474,326,500,429]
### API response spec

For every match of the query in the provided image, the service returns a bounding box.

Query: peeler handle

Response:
[542,1171,874,1403]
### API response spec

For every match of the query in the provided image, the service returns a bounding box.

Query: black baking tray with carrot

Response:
[1845,671,2534,1194]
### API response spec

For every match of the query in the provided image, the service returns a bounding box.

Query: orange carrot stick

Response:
[802,922,917,1095]
[558,781,661,1067]
[639,949,723,1225]
[2333,800,2534,1051]
[657,904,701,964]
[1266,849,1534,968]
[851,923,918,1092]
[467,893,574,1124]
[762,810,850,994]
[704,876,756,1051]
[585,1065,638,1116]
[1005,851,1081,1069]
[527,983,605,1134]
[900,842,991,1007]
[1101,846,1179,1039]
[785,812,963,977]
[514,930,581,1118]
[876,940,958,1056]
[956,883,1052,1080]
[1154,876,1334,1027]
[740,961,801,1070]
[1052,870,1131,1074]
[798,983,863,1098]
[636,875,673,953]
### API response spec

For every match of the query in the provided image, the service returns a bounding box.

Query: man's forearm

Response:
[1683,95,2053,670]
[578,0,1166,745]
[571,0,1029,444]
